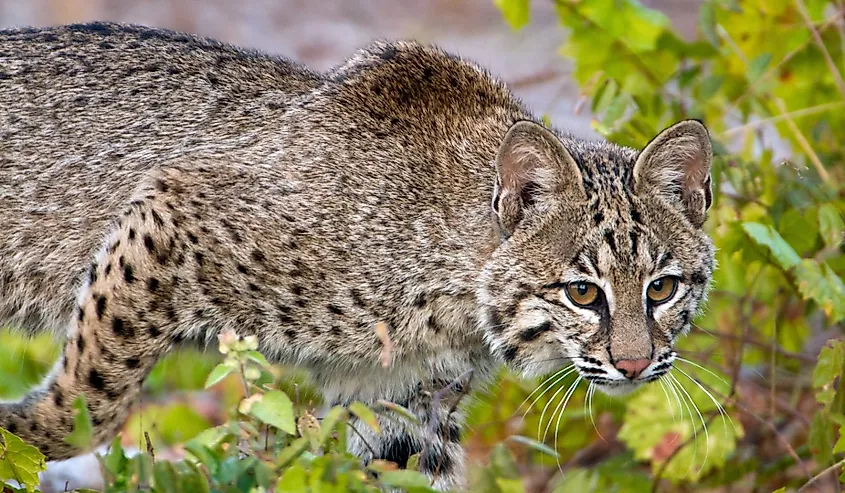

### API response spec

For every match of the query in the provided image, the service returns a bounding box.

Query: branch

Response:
[797,457,845,492]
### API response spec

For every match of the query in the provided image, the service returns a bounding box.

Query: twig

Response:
[346,421,378,458]
[793,0,845,99]
[797,457,845,492]
[144,431,156,463]
[769,96,831,183]
[719,102,845,137]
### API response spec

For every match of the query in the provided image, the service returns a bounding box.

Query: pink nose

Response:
[614,358,651,379]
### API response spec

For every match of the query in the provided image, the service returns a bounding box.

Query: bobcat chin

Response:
[0,22,714,490]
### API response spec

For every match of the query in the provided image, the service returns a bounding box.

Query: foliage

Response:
[1,0,845,491]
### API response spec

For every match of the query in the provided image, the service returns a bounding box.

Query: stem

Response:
[797,457,845,492]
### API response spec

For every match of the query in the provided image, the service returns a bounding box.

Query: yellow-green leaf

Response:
[249,390,297,435]
[203,362,235,389]
[742,222,801,269]
[64,394,94,450]
[0,427,46,491]
[348,401,381,434]
[494,0,530,30]
[818,203,844,248]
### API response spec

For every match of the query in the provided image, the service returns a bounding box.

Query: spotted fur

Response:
[0,22,715,490]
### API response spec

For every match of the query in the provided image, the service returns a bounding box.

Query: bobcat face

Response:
[478,119,715,395]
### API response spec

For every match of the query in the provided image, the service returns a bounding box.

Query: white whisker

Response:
[671,373,709,476]
[674,365,736,439]
[552,376,583,471]
[658,379,676,424]
[666,375,698,473]
[516,365,575,417]
[544,376,581,443]
[675,357,731,390]
[536,372,578,442]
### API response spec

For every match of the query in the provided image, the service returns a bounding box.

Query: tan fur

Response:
[0,22,715,489]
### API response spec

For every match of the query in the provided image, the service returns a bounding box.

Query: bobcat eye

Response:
[647,276,678,304]
[566,281,600,307]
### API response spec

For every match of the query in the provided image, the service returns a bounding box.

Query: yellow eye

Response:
[566,282,599,307]
[647,277,678,304]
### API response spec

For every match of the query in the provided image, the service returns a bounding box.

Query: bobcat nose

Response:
[614,358,651,379]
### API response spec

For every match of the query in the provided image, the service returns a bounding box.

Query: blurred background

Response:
[1,1,844,492]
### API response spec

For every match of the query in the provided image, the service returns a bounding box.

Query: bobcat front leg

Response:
[0,199,186,460]
[346,371,474,491]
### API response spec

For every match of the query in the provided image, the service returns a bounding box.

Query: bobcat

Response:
[0,22,715,490]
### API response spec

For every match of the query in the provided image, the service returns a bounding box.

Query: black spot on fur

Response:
[143,234,155,252]
[519,321,552,341]
[154,179,169,193]
[251,249,266,262]
[112,317,133,338]
[128,228,136,241]
[501,345,518,361]
[380,46,397,60]
[291,285,304,296]
[593,212,604,224]
[76,335,86,354]
[248,282,260,292]
[88,368,106,391]
[630,206,642,224]
[237,264,249,275]
[187,232,198,244]
[54,389,64,407]
[691,271,707,285]
[151,209,165,227]
[328,304,344,316]
[380,436,420,468]
[148,325,161,337]
[413,293,427,308]
[78,307,85,322]
[428,314,443,333]
[488,308,505,333]
[147,277,159,292]
[123,265,135,283]
[603,230,616,251]
[104,263,112,276]
[95,295,107,319]
[125,358,141,369]
[350,289,366,308]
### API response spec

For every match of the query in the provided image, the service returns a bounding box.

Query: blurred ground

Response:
[0,0,701,140]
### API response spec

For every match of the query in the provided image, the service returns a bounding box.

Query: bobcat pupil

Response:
[651,279,664,292]
[576,283,590,296]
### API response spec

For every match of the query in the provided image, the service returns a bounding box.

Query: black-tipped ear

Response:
[493,121,585,238]
[633,120,713,228]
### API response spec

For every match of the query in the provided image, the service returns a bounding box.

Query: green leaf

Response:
[249,390,297,435]
[698,1,719,46]
[318,406,348,445]
[380,470,435,489]
[276,437,309,468]
[794,261,845,323]
[818,203,844,248]
[243,350,271,368]
[64,394,94,450]
[375,400,420,424]
[809,412,834,466]
[348,401,381,434]
[506,435,559,458]
[494,0,530,30]
[276,463,309,493]
[742,222,801,269]
[0,427,46,491]
[496,477,527,493]
[747,53,772,81]
[203,362,235,389]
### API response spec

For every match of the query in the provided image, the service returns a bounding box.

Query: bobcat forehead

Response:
[0,21,714,490]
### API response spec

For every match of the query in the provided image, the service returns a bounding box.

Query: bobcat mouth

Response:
[574,354,675,395]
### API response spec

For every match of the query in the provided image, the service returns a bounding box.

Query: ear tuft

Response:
[633,120,713,227]
[493,121,585,238]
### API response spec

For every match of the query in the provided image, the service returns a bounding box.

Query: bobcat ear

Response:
[633,120,713,228]
[493,121,586,238]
